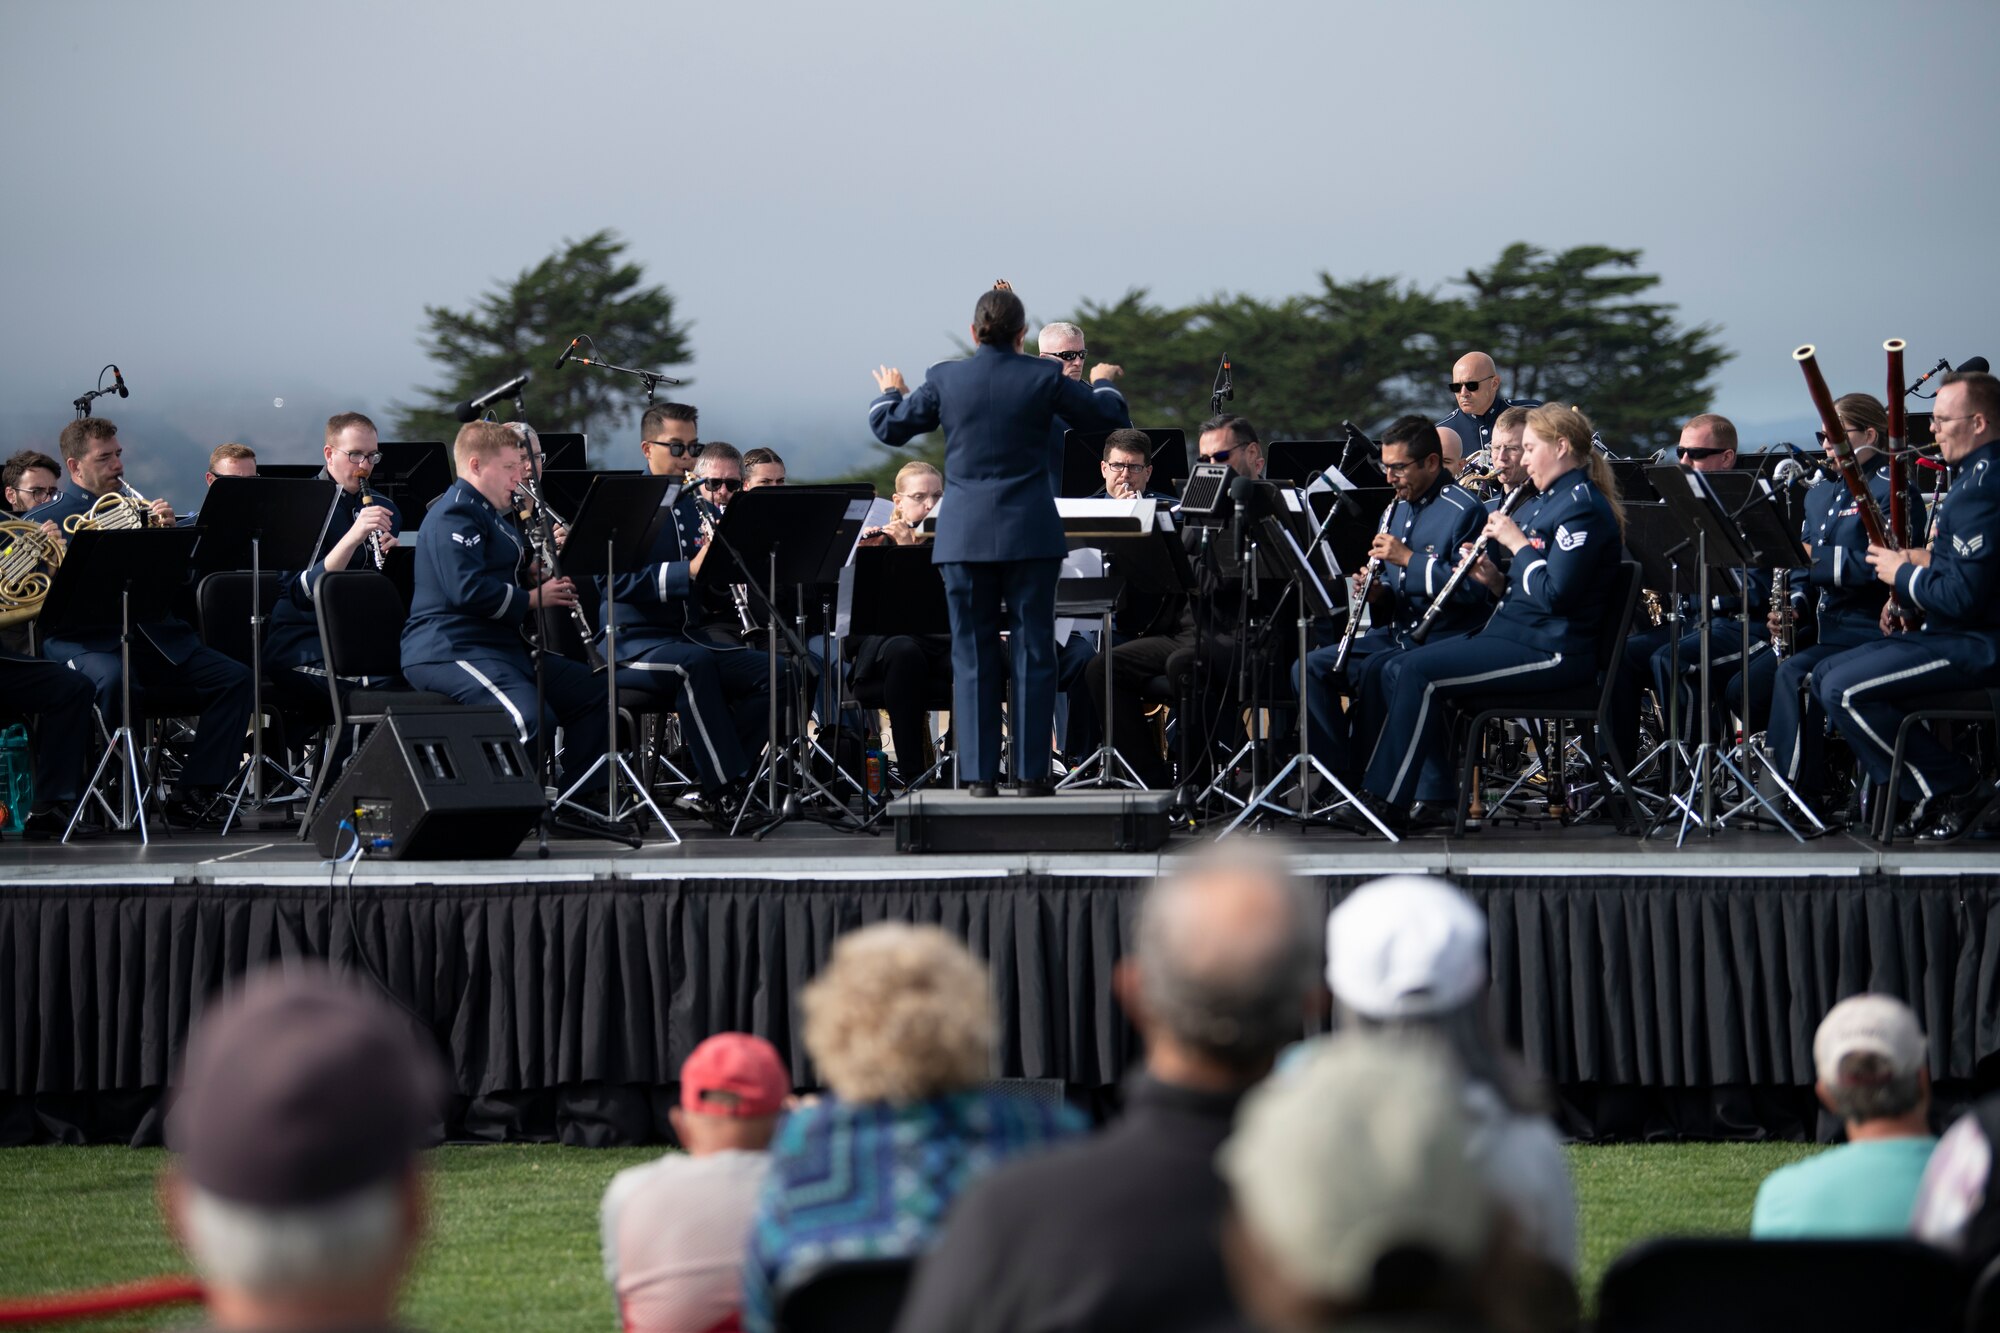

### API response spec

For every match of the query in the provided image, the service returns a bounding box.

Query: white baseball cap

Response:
[1813,994,1926,1086]
[1326,876,1488,1019]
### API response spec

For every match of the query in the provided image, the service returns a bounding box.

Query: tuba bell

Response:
[0,518,64,629]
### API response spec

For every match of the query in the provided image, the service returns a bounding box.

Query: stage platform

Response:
[5,806,1999,1147]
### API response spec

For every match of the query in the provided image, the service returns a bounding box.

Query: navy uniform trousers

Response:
[1362,635,1592,807]
[44,635,251,789]
[1757,638,1863,798]
[1811,630,1994,802]
[1,653,95,803]
[402,654,608,782]
[940,557,1062,784]
[608,635,765,786]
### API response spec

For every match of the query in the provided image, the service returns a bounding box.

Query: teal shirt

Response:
[1750,1136,1938,1238]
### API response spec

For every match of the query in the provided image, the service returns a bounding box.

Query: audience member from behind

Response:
[1752,994,1935,1238]
[160,966,443,1333]
[1220,1033,1500,1333]
[895,851,1317,1333]
[602,1034,789,1333]
[1322,876,1578,1277]
[743,923,1084,1333]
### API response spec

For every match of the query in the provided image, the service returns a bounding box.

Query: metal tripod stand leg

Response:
[555,748,680,845]
[1714,737,1818,840]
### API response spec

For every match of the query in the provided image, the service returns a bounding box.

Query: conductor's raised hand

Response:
[530,575,577,610]
[1089,363,1123,384]
[873,366,909,395]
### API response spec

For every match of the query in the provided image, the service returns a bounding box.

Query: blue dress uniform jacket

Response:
[401,479,531,668]
[1363,467,1620,807]
[1814,438,2000,801]
[1438,394,1541,457]
[25,486,253,788]
[868,344,1129,562]
[264,474,403,675]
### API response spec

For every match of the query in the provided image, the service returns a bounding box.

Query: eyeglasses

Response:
[1932,413,1972,427]
[1103,460,1151,472]
[700,477,743,492]
[1048,349,1088,363]
[1203,449,1233,464]
[10,485,57,501]
[645,440,704,458]
[1382,461,1419,475]
[337,450,384,465]
[1448,375,1497,393]
[1678,446,1728,461]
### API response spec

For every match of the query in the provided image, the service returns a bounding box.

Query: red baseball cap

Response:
[680,1033,788,1118]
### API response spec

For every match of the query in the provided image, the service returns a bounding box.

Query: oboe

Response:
[1330,499,1397,674]
[1408,481,1535,646]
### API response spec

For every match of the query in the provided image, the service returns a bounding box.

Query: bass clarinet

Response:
[1408,480,1535,646]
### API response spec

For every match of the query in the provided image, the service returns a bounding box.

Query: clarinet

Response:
[1331,499,1397,674]
[516,483,604,671]
[358,485,387,570]
[1408,480,1535,646]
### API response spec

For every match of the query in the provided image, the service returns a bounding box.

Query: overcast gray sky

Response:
[3,0,1993,493]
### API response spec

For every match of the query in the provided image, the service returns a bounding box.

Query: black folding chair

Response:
[296,570,453,839]
[1596,1236,1965,1333]
[775,1256,914,1333]
[1449,560,1645,834]
[1873,687,2000,844]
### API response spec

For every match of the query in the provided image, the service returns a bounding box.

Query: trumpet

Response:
[0,518,64,629]
[63,481,162,534]
[514,480,603,671]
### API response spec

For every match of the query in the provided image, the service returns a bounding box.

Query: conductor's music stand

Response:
[844,543,955,818]
[552,473,680,841]
[40,528,202,844]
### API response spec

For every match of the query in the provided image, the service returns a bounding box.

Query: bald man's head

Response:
[1436,424,1465,477]
[1450,351,1501,417]
[1127,852,1316,1075]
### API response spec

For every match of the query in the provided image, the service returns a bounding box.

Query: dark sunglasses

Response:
[1678,445,1728,461]
[700,477,743,492]
[645,439,704,458]
[1448,376,1495,393]
[1204,449,1233,463]
[1049,349,1088,363]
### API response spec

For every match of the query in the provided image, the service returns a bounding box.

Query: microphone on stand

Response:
[111,365,129,398]
[1960,355,1990,375]
[553,338,581,371]
[455,373,530,422]
[1210,355,1233,415]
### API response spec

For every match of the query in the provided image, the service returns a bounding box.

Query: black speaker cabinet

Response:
[310,707,545,860]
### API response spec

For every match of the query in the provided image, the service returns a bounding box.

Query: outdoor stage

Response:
[4,808,1998,1146]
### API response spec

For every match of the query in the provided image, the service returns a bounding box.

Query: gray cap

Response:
[1218,1032,1490,1302]
[1813,994,1926,1086]
[169,966,445,1207]
[1326,876,1487,1019]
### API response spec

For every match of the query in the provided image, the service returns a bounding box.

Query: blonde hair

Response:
[1524,403,1625,536]
[800,923,993,1103]
[894,460,942,495]
[452,420,520,473]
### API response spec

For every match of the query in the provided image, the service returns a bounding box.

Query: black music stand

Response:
[253,464,324,481]
[40,529,201,844]
[1061,428,1188,498]
[551,473,679,841]
[1265,441,1345,487]
[194,476,341,830]
[1057,506,1193,791]
[699,487,866,836]
[1644,467,1809,844]
[537,433,587,470]
[844,543,954,817]
[373,442,451,524]
[1712,476,1823,836]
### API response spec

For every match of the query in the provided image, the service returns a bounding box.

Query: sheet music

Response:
[841,498,895,567]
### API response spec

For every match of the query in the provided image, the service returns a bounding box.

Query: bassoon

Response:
[1884,338,1908,549]
[1793,343,1904,623]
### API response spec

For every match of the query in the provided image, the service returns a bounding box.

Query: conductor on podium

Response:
[868,283,1128,796]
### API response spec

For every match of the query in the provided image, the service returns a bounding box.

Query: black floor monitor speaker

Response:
[310,707,545,860]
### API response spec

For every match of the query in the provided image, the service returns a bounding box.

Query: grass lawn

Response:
[0,1141,1821,1332]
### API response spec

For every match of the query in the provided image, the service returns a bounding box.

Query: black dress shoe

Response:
[163,790,224,831]
[1334,788,1405,836]
[1404,800,1456,834]
[1013,778,1055,798]
[1917,782,1998,843]
[21,805,68,841]
[967,782,999,799]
